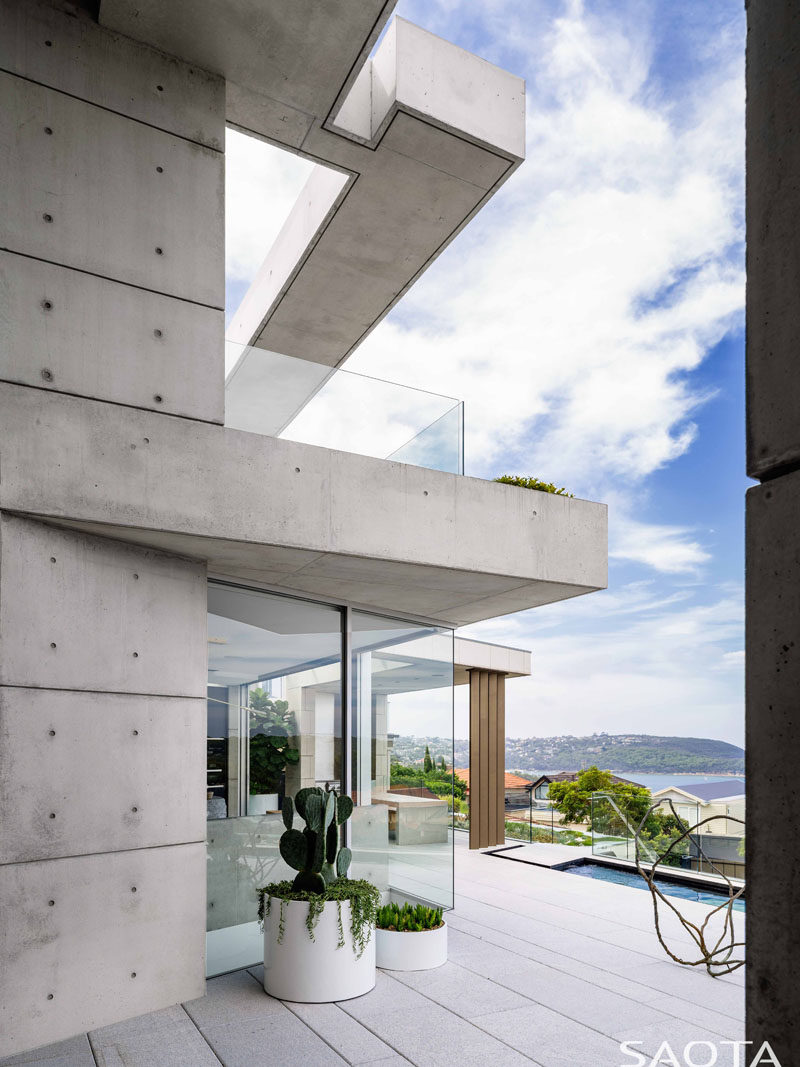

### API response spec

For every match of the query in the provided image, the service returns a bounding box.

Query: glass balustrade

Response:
[224,340,464,475]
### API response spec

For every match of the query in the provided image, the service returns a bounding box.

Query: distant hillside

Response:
[390,733,744,776]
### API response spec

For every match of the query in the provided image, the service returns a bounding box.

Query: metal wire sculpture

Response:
[632,799,745,978]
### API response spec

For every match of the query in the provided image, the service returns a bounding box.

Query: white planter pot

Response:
[248,793,279,816]
[376,921,447,971]
[263,898,376,1002]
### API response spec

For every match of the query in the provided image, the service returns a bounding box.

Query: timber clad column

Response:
[746,2,800,1062]
[468,669,506,849]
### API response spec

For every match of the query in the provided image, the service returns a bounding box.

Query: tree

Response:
[439,756,447,771]
[248,689,299,795]
[548,766,653,828]
[423,745,433,773]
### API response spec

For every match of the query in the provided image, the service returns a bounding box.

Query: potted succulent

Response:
[247,692,300,816]
[257,785,380,1002]
[375,902,447,971]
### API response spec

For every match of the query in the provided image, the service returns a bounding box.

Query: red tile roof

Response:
[454,768,532,791]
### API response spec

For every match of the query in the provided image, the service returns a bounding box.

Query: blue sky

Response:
[225,0,747,746]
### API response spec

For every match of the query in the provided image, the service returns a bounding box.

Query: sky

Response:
[224,0,748,747]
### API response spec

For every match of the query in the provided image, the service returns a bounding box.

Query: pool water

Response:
[563,862,746,912]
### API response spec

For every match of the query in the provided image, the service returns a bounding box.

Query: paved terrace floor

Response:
[3,835,745,1067]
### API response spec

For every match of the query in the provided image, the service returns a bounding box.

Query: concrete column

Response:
[746,2,800,1060]
[468,669,506,849]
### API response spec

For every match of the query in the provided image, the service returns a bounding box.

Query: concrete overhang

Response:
[454,638,531,684]
[0,384,606,627]
[100,1,525,383]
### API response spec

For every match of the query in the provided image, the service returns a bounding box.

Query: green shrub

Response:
[376,901,444,932]
[258,878,380,959]
[494,475,573,497]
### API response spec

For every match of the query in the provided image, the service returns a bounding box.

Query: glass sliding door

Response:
[206,582,342,976]
[350,612,454,910]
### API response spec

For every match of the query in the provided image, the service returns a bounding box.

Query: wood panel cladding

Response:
[468,668,506,849]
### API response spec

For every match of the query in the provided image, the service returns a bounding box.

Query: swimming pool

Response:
[562,861,746,912]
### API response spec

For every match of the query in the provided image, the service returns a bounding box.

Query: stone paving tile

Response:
[183,969,284,1029]
[0,1035,95,1067]
[88,1005,189,1041]
[447,917,745,1034]
[474,1003,626,1067]
[357,1058,415,1066]
[447,914,667,1004]
[444,928,673,1040]
[88,1004,220,1066]
[619,960,746,1017]
[201,1010,347,1067]
[389,960,531,1019]
[284,1001,399,1064]
[90,1027,220,1067]
[338,972,535,1066]
[450,898,657,973]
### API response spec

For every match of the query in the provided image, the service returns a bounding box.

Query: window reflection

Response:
[206,582,342,976]
[351,612,454,909]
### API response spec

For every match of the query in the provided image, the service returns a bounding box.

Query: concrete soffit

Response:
[100,2,527,379]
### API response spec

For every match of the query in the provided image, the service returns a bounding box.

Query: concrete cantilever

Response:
[0,382,607,627]
[101,2,526,373]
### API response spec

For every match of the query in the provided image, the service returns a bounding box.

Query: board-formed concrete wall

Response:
[746,2,800,1062]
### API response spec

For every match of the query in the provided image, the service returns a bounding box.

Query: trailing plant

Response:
[494,475,573,497]
[248,690,299,795]
[279,785,353,893]
[257,878,380,959]
[376,901,444,933]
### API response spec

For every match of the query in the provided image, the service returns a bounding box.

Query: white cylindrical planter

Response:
[248,794,279,816]
[376,922,447,971]
[263,898,376,1002]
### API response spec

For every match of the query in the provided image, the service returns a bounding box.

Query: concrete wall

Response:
[0,516,208,1055]
[746,2,800,1061]
[0,3,224,1056]
[0,0,225,424]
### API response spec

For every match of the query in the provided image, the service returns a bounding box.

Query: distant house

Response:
[653,780,746,879]
[454,768,533,808]
[652,780,745,836]
[528,771,644,801]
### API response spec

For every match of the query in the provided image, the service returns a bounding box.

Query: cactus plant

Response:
[279,785,354,894]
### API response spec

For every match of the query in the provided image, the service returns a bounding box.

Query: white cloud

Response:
[459,582,745,745]
[343,1,744,507]
[225,128,315,285]
[610,510,710,575]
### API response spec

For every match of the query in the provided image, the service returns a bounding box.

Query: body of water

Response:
[613,773,745,794]
[563,861,746,911]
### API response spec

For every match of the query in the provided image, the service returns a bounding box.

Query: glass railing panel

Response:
[591,793,701,867]
[225,341,464,475]
[387,402,464,475]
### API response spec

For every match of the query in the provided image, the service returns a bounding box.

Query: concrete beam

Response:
[0,384,607,626]
[100,0,394,144]
[225,18,524,380]
[454,637,531,685]
[100,2,524,379]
